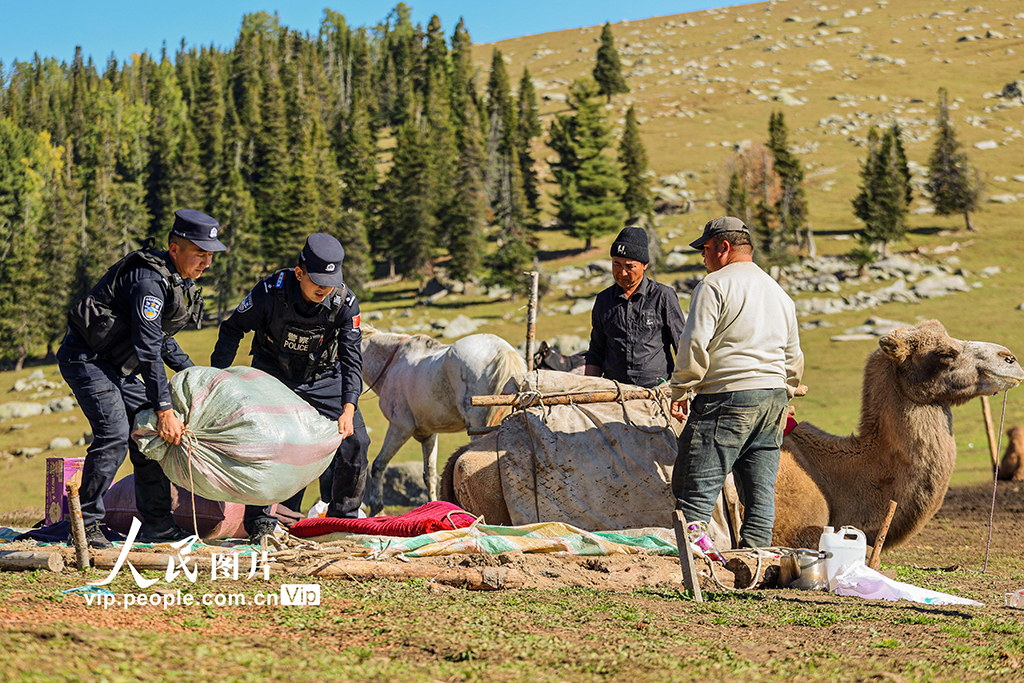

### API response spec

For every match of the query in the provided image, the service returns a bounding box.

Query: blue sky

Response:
[1,1,730,66]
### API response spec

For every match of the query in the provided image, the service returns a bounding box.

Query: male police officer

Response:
[57,209,224,548]
[211,233,370,542]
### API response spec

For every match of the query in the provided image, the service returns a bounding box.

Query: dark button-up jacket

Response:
[584,276,687,388]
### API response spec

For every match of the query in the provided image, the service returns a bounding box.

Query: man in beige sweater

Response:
[669,216,804,548]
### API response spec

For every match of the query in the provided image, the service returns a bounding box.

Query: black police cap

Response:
[170,209,227,252]
[300,233,345,287]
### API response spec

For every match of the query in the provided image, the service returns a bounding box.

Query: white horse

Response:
[361,325,527,515]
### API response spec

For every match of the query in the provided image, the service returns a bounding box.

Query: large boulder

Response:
[382,461,430,507]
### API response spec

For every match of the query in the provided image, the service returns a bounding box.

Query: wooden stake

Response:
[525,271,539,371]
[302,560,525,590]
[671,510,703,602]
[868,499,898,570]
[472,387,668,407]
[0,551,64,573]
[66,481,90,570]
[981,396,1000,474]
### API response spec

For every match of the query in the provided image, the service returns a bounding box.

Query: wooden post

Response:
[66,481,90,570]
[525,271,539,371]
[981,396,1000,474]
[868,500,898,570]
[671,510,703,602]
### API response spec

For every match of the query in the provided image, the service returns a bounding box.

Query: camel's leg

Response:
[419,433,439,501]
[367,426,413,516]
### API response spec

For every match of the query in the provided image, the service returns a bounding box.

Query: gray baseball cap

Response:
[689,216,750,250]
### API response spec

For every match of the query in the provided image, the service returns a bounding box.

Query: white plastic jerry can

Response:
[818,525,868,591]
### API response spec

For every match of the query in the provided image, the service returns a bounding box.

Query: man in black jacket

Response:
[58,209,225,547]
[585,226,686,388]
[211,233,370,542]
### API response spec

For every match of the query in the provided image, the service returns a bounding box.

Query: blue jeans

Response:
[672,388,789,548]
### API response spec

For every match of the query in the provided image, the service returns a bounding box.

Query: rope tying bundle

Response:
[180,428,200,540]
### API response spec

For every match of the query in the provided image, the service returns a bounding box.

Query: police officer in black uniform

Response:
[211,233,370,542]
[57,209,225,548]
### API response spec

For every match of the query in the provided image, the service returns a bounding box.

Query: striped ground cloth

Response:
[366,521,678,558]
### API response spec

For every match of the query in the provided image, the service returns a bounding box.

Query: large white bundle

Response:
[132,366,342,506]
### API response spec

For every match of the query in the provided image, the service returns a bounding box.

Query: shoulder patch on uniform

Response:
[275,272,286,289]
[345,293,355,306]
[237,293,253,312]
[142,295,163,321]
[352,314,360,329]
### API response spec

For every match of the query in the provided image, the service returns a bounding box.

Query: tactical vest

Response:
[251,269,345,383]
[67,250,205,375]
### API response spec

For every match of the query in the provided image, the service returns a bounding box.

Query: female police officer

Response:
[211,233,370,543]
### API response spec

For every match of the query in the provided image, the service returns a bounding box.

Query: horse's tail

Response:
[484,346,528,428]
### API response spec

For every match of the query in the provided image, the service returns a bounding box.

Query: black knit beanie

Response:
[610,226,649,263]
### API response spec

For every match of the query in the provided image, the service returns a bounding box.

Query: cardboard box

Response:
[44,457,85,525]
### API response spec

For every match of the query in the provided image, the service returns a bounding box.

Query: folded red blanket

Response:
[785,415,797,435]
[288,500,477,538]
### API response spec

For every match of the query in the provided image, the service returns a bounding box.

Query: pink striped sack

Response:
[131,366,343,506]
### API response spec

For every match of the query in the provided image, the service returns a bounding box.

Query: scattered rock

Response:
[587,260,614,275]
[1003,81,1024,99]
[0,402,46,419]
[665,252,690,269]
[382,461,430,507]
[974,140,999,149]
[988,193,1017,203]
[47,397,76,413]
[48,437,74,450]
[442,315,484,339]
[912,275,972,299]
[569,298,596,316]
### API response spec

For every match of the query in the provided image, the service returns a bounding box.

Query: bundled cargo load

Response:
[132,366,343,506]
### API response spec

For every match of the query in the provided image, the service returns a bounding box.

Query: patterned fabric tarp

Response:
[366,521,679,558]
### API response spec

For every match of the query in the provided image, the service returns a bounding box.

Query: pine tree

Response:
[549,78,626,250]
[193,48,226,206]
[766,111,807,246]
[516,67,542,218]
[252,49,291,267]
[146,55,199,237]
[446,97,487,282]
[619,105,654,220]
[927,87,981,232]
[593,22,629,104]
[378,122,435,277]
[853,125,910,253]
[0,121,46,368]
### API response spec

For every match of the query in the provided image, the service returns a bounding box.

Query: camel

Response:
[998,425,1024,481]
[441,320,1023,549]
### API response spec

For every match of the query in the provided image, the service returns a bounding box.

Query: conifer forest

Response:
[0,5,651,367]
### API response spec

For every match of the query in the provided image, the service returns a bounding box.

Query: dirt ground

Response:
[2,482,1024,681]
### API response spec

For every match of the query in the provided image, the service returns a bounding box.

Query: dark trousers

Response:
[244,375,370,532]
[58,356,176,530]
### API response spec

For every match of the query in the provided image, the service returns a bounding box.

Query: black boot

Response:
[84,522,112,549]
[138,519,190,544]
[247,518,277,545]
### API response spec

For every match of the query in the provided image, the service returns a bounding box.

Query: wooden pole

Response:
[472,387,669,407]
[868,500,898,570]
[525,271,539,371]
[981,396,1000,474]
[0,551,64,573]
[302,560,525,590]
[66,481,90,570]
[671,510,703,602]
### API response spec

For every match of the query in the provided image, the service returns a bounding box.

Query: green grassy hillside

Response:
[2,0,1024,516]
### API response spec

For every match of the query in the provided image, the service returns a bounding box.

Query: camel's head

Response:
[878,320,1024,406]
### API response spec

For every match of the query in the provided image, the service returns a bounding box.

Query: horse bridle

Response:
[363,335,410,394]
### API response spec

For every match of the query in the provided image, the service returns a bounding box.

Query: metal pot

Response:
[778,549,832,591]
